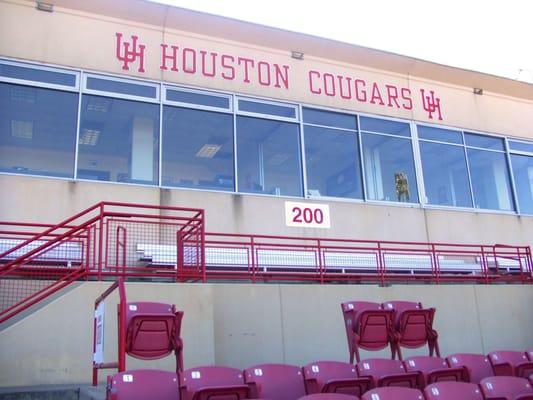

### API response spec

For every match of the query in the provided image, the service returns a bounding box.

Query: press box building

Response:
[0,0,532,388]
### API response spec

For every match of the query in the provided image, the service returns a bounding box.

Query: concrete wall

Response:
[0,281,532,387]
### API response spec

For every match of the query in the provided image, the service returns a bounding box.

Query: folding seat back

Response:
[447,353,494,383]
[393,307,439,360]
[298,394,360,399]
[244,363,306,400]
[303,360,372,396]
[179,366,248,400]
[382,301,421,325]
[360,386,424,400]
[106,369,180,400]
[341,301,395,363]
[356,358,422,389]
[480,376,533,399]
[488,350,533,378]
[403,356,468,386]
[423,382,483,400]
[125,302,184,372]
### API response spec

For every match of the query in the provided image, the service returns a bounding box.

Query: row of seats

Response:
[107,352,533,400]
[341,300,440,362]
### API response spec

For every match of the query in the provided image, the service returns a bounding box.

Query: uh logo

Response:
[115,32,146,73]
[420,89,443,120]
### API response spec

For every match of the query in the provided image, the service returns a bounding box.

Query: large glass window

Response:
[162,106,234,190]
[236,116,302,196]
[361,117,418,203]
[303,108,362,199]
[419,141,472,207]
[77,95,159,184]
[0,83,78,177]
[510,143,533,214]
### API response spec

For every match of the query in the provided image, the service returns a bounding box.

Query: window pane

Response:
[86,77,157,99]
[360,116,410,137]
[362,133,418,202]
[511,154,533,214]
[509,140,533,154]
[467,149,514,211]
[418,125,463,144]
[419,142,472,207]
[304,126,362,198]
[302,108,357,130]
[0,63,76,87]
[0,83,77,177]
[77,95,159,184]
[238,99,296,118]
[162,106,234,190]
[166,89,229,109]
[464,132,504,151]
[237,116,302,196]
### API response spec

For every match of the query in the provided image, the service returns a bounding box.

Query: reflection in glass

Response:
[304,126,362,199]
[362,133,418,202]
[467,149,513,211]
[418,125,463,144]
[464,132,504,151]
[511,154,533,214]
[0,83,77,177]
[360,116,411,137]
[162,106,234,190]
[238,99,296,118]
[419,142,471,207]
[303,108,357,130]
[237,116,302,196]
[77,95,159,184]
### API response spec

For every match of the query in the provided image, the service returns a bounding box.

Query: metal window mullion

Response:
[73,73,84,180]
[462,132,476,209]
[158,83,163,187]
[410,122,426,205]
[504,137,520,214]
[298,104,308,198]
[357,115,368,201]
[233,95,239,193]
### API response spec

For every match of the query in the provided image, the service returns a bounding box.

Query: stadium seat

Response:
[360,386,424,400]
[298,394,360,399]
[179,366,249,400]
[488,350,533,378]
[303,360,372,396]
[423,381,483,400]
[244,363,306,400]
[341,301,396,363]
[403,356,468,386]
[382,301,439,360]
[480,376,533,399]
[106,369,180,400]
[527,349,533,361]
[447,353,494,383]
[125,302,184,373]
[356,358,422,389]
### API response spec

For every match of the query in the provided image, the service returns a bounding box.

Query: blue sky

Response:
[149,0,533,83]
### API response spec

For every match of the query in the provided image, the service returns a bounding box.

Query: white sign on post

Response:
[285,201,331,229]
[93,301,105,364]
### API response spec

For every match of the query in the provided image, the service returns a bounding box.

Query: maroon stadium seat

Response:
[403,356,468,386]
[356,358,422,389]
[298,394,360,399]
[341,301,395,363]
[488,350,533,378]
[106,369,180,400]
[179,366,249,400]
[447,353,494,383]
[125,302,184,373]
[382,301,439,360]
[424,381,483,400]
[360,386,424,400]
[480,376,533,399]
[303,360,372,396]
[244,363,306,400]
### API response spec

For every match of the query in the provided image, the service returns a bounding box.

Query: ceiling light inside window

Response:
[268,153,290,166]
[11,120,33,139]
[79,129,100,145]
[11,87,35,103]
[87,98,110,113]
[196,144,221,158]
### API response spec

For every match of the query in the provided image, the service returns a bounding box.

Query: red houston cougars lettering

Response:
[160,43,290,89]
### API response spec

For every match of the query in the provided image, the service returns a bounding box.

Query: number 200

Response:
[292,206,324,224]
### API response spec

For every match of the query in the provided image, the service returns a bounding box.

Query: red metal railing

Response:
[1,203,531,324]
